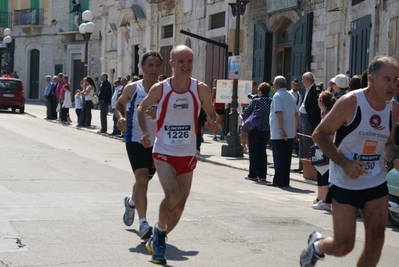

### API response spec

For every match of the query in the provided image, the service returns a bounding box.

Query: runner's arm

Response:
[115,83,136,132]
[137,84,162,147]
[199,83,218,132]
[312,93,367,178]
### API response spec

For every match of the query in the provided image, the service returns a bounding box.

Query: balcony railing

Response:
[13,8,44,26]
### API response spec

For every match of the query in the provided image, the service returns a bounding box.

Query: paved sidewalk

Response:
[23,100,314,185]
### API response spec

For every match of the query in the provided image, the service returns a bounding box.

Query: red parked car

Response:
[0,77,25,114]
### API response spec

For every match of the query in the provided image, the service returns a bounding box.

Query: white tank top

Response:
[125,80,157,144]
[85,85,93,100]
[330,89,392,190]
[153,77,201,156]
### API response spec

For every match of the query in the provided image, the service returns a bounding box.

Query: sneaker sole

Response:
[123,197,134,226]
[151,254,167,264]
[145,241,154,254]
[140,226,153,240]
[145,238,166,258]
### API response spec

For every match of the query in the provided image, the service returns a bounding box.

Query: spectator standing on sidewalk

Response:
[110,79,123,136]
[50,76,59,120]
[98,73,112,134]
[211,79,224,141]
[311,90,336,211]
[268,75,299,187]
[81,76,97,127]
[74,89,83,124]
[55,73,65,120]
[289,78,302,155]
[77,80,87,126]
[138,45,218,264]
[243,82,272,182]
[43,75,53,120]
[61,84,72,124]
[297,72,321,173]
[331,74,349,99]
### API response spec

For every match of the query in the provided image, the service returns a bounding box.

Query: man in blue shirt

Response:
[268,75,299,187]
[43,75,53,120]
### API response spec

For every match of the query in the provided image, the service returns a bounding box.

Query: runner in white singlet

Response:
[115,51,162,241]
[137,45,218,264]
[300,56,399,267]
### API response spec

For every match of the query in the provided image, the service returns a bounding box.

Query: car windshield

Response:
[0,80,21,90]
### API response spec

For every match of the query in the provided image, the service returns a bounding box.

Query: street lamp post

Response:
[3,28,12,74]
[221,0,249,157]
[79,10,95,75]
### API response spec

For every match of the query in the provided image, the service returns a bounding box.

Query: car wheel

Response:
[19,106,25,114]
[11,107,16,113]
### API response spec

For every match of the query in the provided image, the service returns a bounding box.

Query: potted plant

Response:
[300,158,317,180]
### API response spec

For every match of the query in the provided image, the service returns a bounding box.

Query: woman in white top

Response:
[61,84,72,123]
[81,76,98,127]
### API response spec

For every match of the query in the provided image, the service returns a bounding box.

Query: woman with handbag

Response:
[242,82,272,181]
[312,90,336,211]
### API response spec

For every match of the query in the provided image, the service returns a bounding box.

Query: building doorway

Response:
[29,49,40,99]
[276,22,293,83]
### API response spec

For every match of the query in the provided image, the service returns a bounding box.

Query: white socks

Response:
[128,196,135,207]
[314,240,322,255]
[155,223,167,232]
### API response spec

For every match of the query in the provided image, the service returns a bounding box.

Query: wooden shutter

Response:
[252,22,273,85]
[290,12,313,82]
[205,36,226,89]
[349,15,371,77]
[160,45,173,77]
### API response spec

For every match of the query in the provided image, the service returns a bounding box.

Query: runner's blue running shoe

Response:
[145,226,167,264]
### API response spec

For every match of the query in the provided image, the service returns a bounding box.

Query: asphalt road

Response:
[1,110,399,267]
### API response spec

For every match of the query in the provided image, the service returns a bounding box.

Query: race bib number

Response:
[353,153,381,177]
[164,125,192,145]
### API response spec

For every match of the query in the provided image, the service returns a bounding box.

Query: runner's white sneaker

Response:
[300,231,325,267]
[312,201,331,211]
[123,196,135,226]
[139,221,153,240]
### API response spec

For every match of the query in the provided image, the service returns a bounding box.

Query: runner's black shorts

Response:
[125,142,156,178]
[329,181,388,209]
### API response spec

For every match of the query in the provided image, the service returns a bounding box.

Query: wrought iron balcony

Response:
[13,8,44,26]
[0,12,12,28]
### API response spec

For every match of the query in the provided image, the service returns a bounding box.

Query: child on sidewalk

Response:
[74,89,83,125]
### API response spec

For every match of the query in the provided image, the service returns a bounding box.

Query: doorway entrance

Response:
[29,49,40,99]
[276,22,293,82]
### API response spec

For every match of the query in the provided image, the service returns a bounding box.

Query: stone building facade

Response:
[1,0,399,100]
